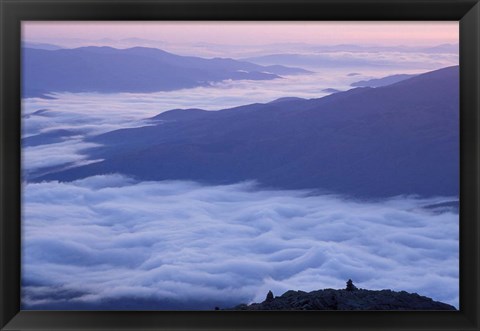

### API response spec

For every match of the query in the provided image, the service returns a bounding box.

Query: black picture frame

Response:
[1,0,479,330]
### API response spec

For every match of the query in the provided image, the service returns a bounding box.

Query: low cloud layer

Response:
[22,175,459,310]
[245,51,458,71]
[22,139,102,173]
[22,72,340,172]
[22,65,441,173]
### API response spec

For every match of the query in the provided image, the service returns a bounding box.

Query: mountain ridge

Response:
[32,66,459,199]
[22,46,310,97]
[350,73,418,88]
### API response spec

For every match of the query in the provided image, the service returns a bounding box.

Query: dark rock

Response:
[226,287,456,311]
[265,290,274,302]
[346,279,358,291]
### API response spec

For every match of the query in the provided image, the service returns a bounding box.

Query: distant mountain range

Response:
[309,43,459,54]
[22,42,63,50]
[322,88,342,93]
[22,40,459,55]
[243,44,458,69]
[22,46,310,97]
[32,66,459,199]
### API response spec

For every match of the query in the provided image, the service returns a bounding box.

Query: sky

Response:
[23,21,458,48]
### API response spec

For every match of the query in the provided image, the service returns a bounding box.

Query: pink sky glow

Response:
[23,21,458,47]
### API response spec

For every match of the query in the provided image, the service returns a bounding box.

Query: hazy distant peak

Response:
[422,43,459,53]
[68,46,126,55]
[151,108,210,121]
[22,42,63,50]
[122,46,174,55]
[75,45,119,51]
[268,97,306,104]
[73,45,172,55]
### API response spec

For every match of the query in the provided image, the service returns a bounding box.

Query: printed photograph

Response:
[21,21,459,310]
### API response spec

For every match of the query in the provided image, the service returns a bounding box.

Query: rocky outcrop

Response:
[227,282,456,311]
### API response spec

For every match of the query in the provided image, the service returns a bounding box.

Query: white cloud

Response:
[247,51,458,71]
[22,175,459,310]
[22,139,103,172]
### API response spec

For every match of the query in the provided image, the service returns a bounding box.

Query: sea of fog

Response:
[21,62,459,309]
[22,175,458,309]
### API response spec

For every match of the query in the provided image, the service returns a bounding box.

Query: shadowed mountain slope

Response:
[351,73,417,88]
[34,66,459,199]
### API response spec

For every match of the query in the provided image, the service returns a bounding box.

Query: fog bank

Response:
[22,175,459,309]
